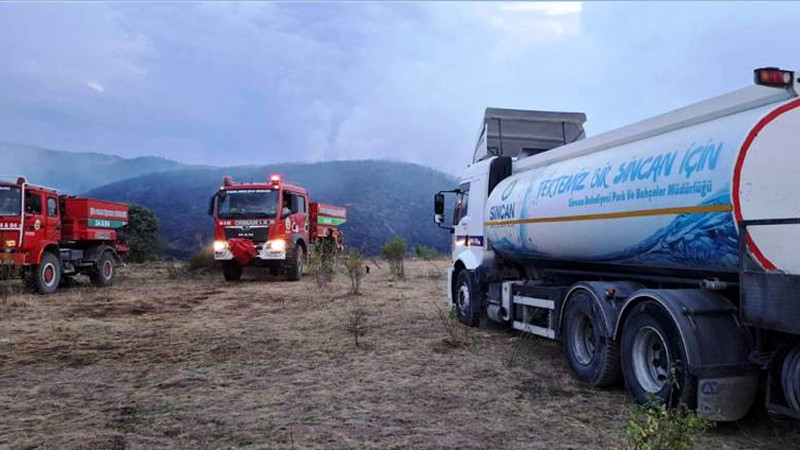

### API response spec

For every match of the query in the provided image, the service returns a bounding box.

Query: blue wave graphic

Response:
[493,189,739,271]
[593,190,738,270]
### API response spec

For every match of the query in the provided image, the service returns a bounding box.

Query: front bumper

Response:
[214,243,286,262]
[0,252,26,266]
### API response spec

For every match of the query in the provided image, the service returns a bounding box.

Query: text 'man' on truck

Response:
[0,176,129,294]
[435,68,800,421]
[208,173,346,282]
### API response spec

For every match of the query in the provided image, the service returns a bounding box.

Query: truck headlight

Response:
[213,240,228,252]
[5,240,16,248]
[267,239,286,252]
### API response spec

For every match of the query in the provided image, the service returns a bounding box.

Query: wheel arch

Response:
[32,242,60,264]
[85,244,122,263]
[558,281,643,339]
[614,289,753,373]
[450,260,467,305]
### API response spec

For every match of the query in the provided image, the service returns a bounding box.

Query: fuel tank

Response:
[485,95,800,274]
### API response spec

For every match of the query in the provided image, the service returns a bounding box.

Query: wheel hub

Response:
[43,263,55,285]
[632,326,671,393]
[457,283,470,314]
[571,313,596,366]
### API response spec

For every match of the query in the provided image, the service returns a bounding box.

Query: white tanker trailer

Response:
[435,68,800,421]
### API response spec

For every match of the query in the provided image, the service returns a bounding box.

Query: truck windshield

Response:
[217,189,278,219]
[0,186,21,217]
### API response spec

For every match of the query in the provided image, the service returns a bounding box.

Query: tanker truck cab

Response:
[209,174,310,282]
[436,68,800,421]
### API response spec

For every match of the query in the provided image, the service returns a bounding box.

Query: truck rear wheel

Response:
[562,290,621,387]
[621,301,695,408]
[454,270,482,327]
[90,251,116,287]
[223,261,242,282]
[286,245,305,281]
[28,252,61,295]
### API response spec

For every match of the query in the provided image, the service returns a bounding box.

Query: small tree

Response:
[382,236,406,280]
[307,245,335,287]
[341,250,365,295]
[344,298,368,347]
[123,204,162,263]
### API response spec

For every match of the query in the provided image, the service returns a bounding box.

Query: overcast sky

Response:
[1,2,798,174]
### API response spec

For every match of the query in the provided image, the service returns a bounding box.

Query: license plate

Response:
[0,259,14,265]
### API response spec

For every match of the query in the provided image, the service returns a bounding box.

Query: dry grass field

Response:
[0,259,798,449]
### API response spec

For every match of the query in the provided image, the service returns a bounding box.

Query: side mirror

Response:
[434,193,445,215]
[207,194,216,216]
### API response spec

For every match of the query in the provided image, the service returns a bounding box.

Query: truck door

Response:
[453,182,470,248]
[282,191,307,237]
[22,190,45,253]
[45,195,61,242]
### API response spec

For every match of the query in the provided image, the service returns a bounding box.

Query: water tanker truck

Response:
[208,173,346,282]
[434,67,800,421]
[0,176,128,294]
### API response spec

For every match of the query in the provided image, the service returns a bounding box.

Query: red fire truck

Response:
[207,173,347,282]
[0,176,129,294]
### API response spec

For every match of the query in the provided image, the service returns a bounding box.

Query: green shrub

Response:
[123,204,163,263]
[341,250,365,295]
[414,244,439,260]
[622,397,711,450]
[186,247,216,272]
[382,237,406,280]
[307,244,335,287]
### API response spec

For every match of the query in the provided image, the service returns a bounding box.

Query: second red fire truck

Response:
[207,174,346,282]
[0,176,129,294]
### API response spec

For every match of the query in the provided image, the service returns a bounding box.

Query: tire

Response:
[286,245,305,281]
[223,261,242,282]
[562,290,621,387]
[454,270,482,327]
[28,252,61,295]
[90,251,116,287]
[621,301,695,408]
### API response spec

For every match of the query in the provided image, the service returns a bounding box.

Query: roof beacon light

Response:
[223,176,235,186]
[754,67,794,87]
[270,174,282,185]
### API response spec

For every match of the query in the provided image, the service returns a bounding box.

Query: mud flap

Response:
[697,375,758,421]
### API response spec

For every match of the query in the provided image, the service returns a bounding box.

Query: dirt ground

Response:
[1,259,798,449]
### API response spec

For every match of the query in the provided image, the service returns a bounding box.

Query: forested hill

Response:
[87,160,456,257]
[1,141,194,193]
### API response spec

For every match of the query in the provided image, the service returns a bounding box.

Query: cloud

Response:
[0,2,798,175]
[501,2,582,15]
[85,81,105,94]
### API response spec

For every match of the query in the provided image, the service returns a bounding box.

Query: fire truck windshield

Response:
[0,186,21,217]
[217,189,278,219]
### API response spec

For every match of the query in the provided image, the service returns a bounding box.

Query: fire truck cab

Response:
[208,173,346,282]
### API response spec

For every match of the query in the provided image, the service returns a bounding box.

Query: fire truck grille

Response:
[224,227,268,242]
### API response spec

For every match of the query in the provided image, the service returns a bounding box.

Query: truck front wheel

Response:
[90,251,116,287]
[562,291,621,387]
[454,270,482,327]
[620,301,695,408]
[286,245,305,281]
[223,262,242,282]
[28,252,61,294]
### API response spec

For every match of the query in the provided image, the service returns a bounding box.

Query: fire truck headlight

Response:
[5,240,16,248]
[213,240,228,252]
[268,239,286,252]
